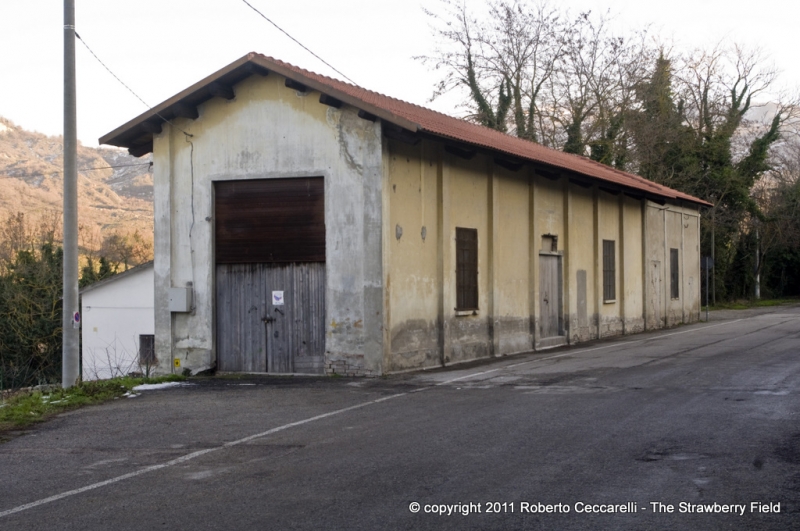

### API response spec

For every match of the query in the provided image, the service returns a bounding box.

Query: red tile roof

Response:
[100,53,710,207]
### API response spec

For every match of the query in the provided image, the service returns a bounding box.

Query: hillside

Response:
[0,117,153,252]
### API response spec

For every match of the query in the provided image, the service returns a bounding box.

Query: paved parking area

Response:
[2,307,799,530]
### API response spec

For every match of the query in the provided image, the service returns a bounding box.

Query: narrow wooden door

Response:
[539,254,563,338]
[650,260,662,327]
[216,264,268,372]
[263,263,326,374]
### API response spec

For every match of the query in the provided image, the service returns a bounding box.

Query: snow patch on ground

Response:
[132,382,191,391]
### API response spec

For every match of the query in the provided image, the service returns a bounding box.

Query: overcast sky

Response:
[1,0,797,147]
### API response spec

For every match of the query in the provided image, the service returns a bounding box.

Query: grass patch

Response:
[753,298,797,307]
[708,297,798,311]
[0,374,185,436]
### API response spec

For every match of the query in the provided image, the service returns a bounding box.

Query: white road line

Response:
[0,317,749,519]
[0,392,411,519]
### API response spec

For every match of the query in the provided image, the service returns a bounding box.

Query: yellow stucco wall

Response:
[622,195,644,332]
[385,140,440,369]
[494,168,531,354]
[567,184,596,342]
[384,139,702,371]
[598,190,621,337]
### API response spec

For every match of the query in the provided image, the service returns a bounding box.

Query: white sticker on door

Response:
[272,291,284,305]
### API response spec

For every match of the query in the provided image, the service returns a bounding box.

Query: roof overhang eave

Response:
[418,130,712,208]
[98,53,421,154]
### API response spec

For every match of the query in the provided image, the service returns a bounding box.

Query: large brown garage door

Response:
[214,178,325,374]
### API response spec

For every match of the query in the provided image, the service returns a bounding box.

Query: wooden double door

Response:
[216,263,325,373]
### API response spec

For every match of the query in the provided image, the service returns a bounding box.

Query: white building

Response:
[80,262,155,380]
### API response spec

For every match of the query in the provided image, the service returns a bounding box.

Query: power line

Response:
[0,162,152,180]
[75,33,193,139]
[75,33,152,112]
[240,0,357,85]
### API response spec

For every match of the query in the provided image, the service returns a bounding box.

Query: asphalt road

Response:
[2,306,799,530]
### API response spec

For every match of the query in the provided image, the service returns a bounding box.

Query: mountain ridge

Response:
[0,116,153,252]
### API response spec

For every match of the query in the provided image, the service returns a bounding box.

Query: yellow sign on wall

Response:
[174,358,181,368]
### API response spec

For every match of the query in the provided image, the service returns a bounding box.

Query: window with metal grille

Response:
[456,228,478,310]
[670,248,680,299]
[139,334,156,366]
[603,240,616,301]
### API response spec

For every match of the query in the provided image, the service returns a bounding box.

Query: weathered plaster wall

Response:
[385,142,537,372]
[152,73,383,376]
[667,210,684,326]
[567,184,596,342]
[598,190,622,337]
[645,203,666,329]
[644,202,701,330]
[493,169,531,355]
[683,211,701,320]
[442,153,492,364]
[385,140,440,370]
[531,175,566,347]
[622,195,644,333]
[147,70,703,377]
[384,148,702,371]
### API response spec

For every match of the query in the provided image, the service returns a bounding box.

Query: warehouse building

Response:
[100,53,708,376]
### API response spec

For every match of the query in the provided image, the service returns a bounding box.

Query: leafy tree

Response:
[79,256,119,288]
[626,46,793,301]
[422,1,799,300]
[0,212,131,390]
[0,240,63,390]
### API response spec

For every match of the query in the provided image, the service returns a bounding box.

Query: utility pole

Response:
[711,202,716,306]
[62,0,79,388]
[754,223,761,300]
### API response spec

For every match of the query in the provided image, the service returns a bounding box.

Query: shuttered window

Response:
[670,248,680,299]
[603,240,615,301]
[456,228,478,310]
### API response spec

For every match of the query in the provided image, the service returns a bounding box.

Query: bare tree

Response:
[551,10,651,162]
[419,0,568,143]
[100,229,153,271]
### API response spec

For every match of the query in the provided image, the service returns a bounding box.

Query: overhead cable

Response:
[240,0,357,85]
[0,161,153,180]
[75,33,193,138]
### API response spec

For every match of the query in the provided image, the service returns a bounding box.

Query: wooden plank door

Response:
[264,263,326,374]
[539,254,563,338]
[650,260,662,327]
[216,264,268,372]
[214,177,326,374]
[217,263,326,374]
